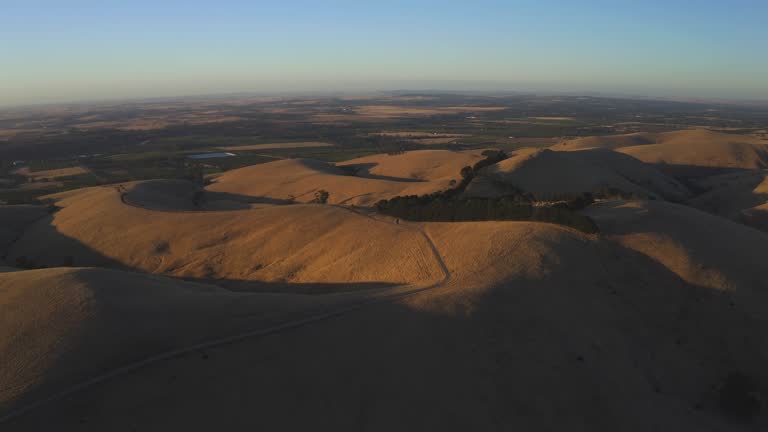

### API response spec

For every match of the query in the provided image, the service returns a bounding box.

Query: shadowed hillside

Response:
[4,130,768,431]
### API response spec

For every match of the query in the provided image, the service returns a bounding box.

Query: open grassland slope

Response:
[0,205,49,261]
[0,266,387,417]
[5,208,768,430]
[339,149,483,183]
[553,132,657,151]
[5,138,768,430]
[7,185,444,287]
[687,170,768,220]
[617,130,768,177]
[464,148,689,201]
[741,203,768,232]
[206,150,484,206]
[554,130,768,177]
[586,200,768,291]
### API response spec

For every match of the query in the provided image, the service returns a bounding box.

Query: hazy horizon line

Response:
[6,88,768,110]
[4,85,768,111]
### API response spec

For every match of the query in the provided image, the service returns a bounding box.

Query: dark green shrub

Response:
[312,189,330,204]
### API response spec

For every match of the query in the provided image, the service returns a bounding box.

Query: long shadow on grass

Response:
[3,228,767,430]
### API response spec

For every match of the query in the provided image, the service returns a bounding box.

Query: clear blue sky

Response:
[2,0,767,105]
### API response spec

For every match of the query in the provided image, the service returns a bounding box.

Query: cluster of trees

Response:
[375,195,598,233]
[542,192,596,211]
[373,150,599,233]
[475,149,509,171]
[312,189,330,204]
[426,149,512,200]
[510,187,647,208]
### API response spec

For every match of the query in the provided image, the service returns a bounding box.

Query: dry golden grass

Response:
[586,200,768,291]
[741,203,768,231]
[0,266,378,415]
[465,148,689,201]
[553,130,768,177]
[7,136,768,430]
[687,170,768,219]
[341,149,483,182]
[8,184,445,286]
[207,150,484,206]
[552,132,657,151]
[6,203,768,430]
[619,130,767,176]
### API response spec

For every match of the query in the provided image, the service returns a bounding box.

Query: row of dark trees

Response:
[373,149,599,233]
[375,195,598,233]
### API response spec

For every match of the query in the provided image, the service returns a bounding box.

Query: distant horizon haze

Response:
[3,0,767,106]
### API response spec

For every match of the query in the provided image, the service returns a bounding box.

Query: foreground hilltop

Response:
[3,196,768,430]
[4,137,768,430]
[6,185,445,287]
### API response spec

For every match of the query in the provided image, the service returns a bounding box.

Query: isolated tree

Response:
[313,189,330,204]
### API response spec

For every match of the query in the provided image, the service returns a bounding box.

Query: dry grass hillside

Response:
[586,200,768,291]
[554,130,768,177]
[686,170,768,220]
[617,130,768,177]
[5,211,768,430]
[0,266,398,417]
[339,149,482,181]
[464,148,689,201]
[553,132,657,151]
[206,150,484,206]
[5,135,768,430]
[741,203,768,231]
[7,185,444,288]
[0,205,49,262]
